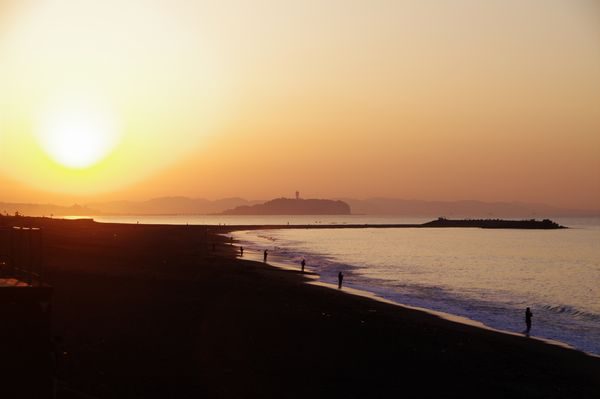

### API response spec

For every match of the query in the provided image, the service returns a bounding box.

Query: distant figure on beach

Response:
[301,258,306,273]
[240,246,244,256]
[525,307,533,335]
[263,249,268,263]
[338,272,344,289]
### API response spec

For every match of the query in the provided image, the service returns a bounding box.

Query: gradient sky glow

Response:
[1,0,599,209]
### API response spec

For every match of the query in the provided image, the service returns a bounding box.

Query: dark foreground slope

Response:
[1,217,597,398]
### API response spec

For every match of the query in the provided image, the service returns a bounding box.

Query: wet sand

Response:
[2,217,599,398]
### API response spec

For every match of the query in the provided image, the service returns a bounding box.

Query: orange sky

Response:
[1,0,599,209]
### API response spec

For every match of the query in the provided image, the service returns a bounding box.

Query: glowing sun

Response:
[37,99,120,169]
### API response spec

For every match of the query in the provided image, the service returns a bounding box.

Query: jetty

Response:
[220,217,566,231]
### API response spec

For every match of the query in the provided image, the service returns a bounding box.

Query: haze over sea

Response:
[93,215,600,355]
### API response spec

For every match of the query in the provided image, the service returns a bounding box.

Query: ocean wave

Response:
[541,304,600,322]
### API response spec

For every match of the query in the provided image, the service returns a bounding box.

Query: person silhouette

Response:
[240,246,244,257]
[301,258,306,273]
[263,249,268,263]
[338,272,344,289]
[525,307,533,335]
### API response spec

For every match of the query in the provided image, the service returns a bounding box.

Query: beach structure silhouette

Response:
[0,225,53,398]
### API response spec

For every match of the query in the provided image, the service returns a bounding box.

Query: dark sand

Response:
[2,217,599,398]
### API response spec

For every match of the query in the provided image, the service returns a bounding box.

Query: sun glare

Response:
[36,99,120,169]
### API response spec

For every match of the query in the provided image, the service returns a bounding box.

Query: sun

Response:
[36,98,120,169]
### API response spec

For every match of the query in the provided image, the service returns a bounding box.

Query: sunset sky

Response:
[1,0,599,209]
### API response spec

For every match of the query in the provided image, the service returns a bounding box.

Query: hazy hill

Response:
[0,202,97,217]
[0,197,260,217]
[339,198,599,217]
[0,197,597,217]
[222,198,351,215]
[87,197,262,215]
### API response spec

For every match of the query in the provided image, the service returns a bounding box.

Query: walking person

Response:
[338,272,344,289]
[263,249,268,263]
[525,307,533,335]
[240,246,244,257]
[301,258,306,273]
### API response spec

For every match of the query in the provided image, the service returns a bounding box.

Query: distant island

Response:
[221,197,351,215]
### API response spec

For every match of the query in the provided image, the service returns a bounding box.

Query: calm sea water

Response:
[91,214,428,226]
[92,215,600,355]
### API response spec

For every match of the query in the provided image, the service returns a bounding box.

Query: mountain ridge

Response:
[0,197,597,217]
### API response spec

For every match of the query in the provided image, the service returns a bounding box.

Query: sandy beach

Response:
[2,216,599,398]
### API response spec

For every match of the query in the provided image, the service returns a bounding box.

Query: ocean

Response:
[92,215,600,355]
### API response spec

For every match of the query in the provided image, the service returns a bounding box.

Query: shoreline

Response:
[1,216,598,398]
[229,238,588,357]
